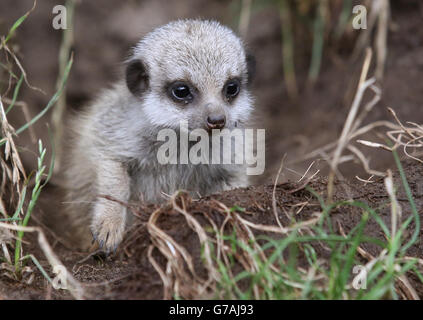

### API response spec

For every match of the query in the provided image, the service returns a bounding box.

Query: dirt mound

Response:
[1,159,421,300]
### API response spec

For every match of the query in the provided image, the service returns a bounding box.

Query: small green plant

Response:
[14,140,53,275]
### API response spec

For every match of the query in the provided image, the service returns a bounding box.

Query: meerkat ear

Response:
[126,59,149,97]
[246,52,256,85]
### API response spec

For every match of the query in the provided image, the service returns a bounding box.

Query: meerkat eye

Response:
[223,79,240,100]
[169,82,193,103]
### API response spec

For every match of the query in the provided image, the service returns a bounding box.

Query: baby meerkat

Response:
[64,19,256,252]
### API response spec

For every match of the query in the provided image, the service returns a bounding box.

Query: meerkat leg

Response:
[91,159,130,253]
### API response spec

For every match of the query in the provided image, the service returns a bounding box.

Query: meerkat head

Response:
[125,19,255,132]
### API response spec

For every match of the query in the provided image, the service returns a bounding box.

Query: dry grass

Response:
[144,191,324,299]
[0,1,84,299]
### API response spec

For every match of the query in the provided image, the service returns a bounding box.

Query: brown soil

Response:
[0,159,422,300]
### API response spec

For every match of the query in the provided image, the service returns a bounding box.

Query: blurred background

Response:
[1,0,423,184]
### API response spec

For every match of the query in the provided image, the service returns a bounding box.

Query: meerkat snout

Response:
[206,114,226,130]
[203,102,227,130]
[64,19,256,253]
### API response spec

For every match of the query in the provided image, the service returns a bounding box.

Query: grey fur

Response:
[63,20,255,252]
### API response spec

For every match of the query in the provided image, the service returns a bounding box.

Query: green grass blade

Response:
[392,151,420,253]
[6,74,24,114]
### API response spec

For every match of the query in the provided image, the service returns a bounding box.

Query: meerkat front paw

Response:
[91,204,127,254]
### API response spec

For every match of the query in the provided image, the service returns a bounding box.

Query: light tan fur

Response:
[63,20,255,253]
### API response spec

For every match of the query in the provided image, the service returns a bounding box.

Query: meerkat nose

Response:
[206,114,226,130]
